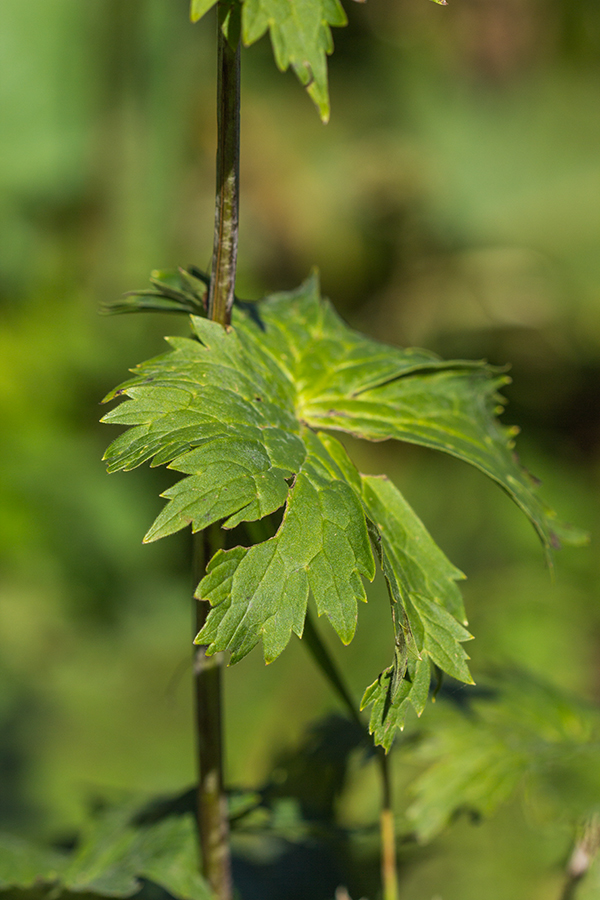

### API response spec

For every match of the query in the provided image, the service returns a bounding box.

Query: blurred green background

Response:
[1,0,599,897]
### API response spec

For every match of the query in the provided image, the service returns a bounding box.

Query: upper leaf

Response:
[191,0,219,23]
[242,0,347,122]
[103,274,567,743]
[190,0,347,122]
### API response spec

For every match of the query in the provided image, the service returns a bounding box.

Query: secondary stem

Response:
[559,816,600,900]
[378,751,399,900]
[302,610,399,900]
[207,9,241,326]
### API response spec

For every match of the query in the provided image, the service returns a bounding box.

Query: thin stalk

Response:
[378,753,398,900]
[302,610,362,730]
[193,528,232,899]
[193,6,241,894]
[302,609,399,900]
[207,8,240,326]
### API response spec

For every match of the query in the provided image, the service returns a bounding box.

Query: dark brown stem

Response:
[207,7,240,326]
[193,529,232,898]
[192,6,241,893]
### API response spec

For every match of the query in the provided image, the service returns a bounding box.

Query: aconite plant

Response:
[99,2,581,899]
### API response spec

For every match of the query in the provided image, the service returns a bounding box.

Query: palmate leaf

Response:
[103,274,564,746]
[190,0,347,122]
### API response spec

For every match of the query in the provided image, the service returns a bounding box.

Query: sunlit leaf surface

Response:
[104,275,562,745]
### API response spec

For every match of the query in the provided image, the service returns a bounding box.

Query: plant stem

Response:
[302,609,399,900]
[378,752,398,900]
[559,816,600,900]
[193,528,232,899]
[192,7,241,892]
[303,610,363,730]
[208,7,240,327]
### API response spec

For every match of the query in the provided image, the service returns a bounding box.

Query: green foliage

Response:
[242,0,347,122]
[103,274,563,747]
[0,805,210,900]
[1,0,599,895]
[360,473,471,751]
[103,268,208,317]
[0,836,65,890]
[191,0,347,121]
[407,673,600,843]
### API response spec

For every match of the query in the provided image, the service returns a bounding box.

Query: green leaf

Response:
[361,656,432,753]
[191,0,218,23]
[300,361,556,561]
[358,474,472,750]
[102,268,208,317]
[361,474,467,625]
[196,429,375,662]
[103,274,566,677]
[0,835,67,888]
[132,816,212,900]
[0,807,210,900]
[189,0,347,120]
[242,0,348,122]
[407,673,600,843]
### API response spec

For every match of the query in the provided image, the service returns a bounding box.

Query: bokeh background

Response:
[1,0,599,897]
